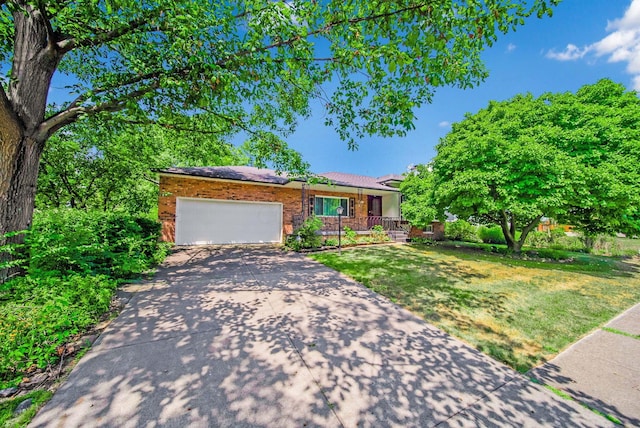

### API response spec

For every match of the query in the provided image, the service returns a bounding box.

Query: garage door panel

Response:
[176,198,282,245]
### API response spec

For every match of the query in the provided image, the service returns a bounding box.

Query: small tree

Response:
[399,164,438,229]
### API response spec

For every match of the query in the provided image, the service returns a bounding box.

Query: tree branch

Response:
[216,2,431,68]
[57,12,157,53]
[37,81,160,140]
[518,214,544,247]
[118,118,228,136]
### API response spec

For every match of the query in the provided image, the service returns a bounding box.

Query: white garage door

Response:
[175,198,283,245]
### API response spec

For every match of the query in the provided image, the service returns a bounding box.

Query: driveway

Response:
[31,246,610,427]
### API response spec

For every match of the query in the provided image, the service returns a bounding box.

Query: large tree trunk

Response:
[0,2,63,282]
[498,211,543,255]
[0,133,44,282]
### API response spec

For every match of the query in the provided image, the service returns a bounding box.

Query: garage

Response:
[175,198,283,245]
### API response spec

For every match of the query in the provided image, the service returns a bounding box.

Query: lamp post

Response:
[336,206,344,255]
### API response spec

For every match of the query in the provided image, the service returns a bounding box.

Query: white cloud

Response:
[438,121,451,128]
[546,43,590,61]
[506,43,517,53]
[546,0,640,90]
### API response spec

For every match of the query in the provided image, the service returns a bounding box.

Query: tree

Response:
[431,94,576,252]
[36,116,247,214]
[0,0,558,279]
[548,80,640,245]
[399,164,437,228]
[427,79,640,253]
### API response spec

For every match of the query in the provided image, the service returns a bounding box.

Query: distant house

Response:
[158,166,444,245]
[537,218,574,233]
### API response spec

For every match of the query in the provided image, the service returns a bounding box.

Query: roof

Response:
[318,172,401,192]
[376,174,404,184]
[159,166,294,185]
[158,166,400,191]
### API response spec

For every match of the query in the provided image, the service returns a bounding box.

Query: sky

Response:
[287,0,640,178]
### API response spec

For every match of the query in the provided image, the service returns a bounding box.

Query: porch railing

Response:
[293,214,408,233]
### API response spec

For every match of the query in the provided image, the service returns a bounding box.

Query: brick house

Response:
[158,166,443,245]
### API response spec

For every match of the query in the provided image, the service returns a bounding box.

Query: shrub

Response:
[343,226,358,245]
[411,237,436,245]
[324,238,339,247]
[286,216,323,251]
[0,274,117,381]
[525,229,585,252]
[445,220,478,242]
[477,225,507,245]
[525,231,552,248]
[27,209,165,278]
[0,209,167,384]
[592,235,622,256]
[369,225,390,243]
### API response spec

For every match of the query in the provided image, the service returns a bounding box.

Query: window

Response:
[314,196,349,217]
[424,224,433,233]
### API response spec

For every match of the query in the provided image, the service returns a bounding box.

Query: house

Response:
[158,166,443,245]
[537,218,574,233]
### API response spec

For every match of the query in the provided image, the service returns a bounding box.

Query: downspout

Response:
[301,183,307,220]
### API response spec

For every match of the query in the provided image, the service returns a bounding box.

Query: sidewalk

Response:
[530,303,640,426]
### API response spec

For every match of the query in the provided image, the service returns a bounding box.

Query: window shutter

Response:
[349,198,355,218]
[308,196,315,216]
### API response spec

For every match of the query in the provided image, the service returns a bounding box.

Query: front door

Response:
[367,196,382,228]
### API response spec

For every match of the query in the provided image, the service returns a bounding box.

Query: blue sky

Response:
[290,0,640,178]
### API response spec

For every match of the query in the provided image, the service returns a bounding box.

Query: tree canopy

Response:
[403,79,640,252]
[399,164,437,229]
[36,116,247,214]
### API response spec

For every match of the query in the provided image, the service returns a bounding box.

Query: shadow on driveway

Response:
[31,246,611,427]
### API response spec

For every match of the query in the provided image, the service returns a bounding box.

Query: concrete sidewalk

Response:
[530,303,640,426]
[31,246,611,427]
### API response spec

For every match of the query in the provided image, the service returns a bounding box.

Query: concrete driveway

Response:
[31,246,610,427]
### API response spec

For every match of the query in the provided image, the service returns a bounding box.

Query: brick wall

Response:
[158,174,370,243]
[408,221,445,241]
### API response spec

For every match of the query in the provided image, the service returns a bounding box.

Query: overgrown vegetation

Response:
[0,209,168,386]
[311,245,640,372]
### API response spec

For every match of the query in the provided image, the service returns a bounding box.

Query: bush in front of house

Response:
[27,209,166,278]
[286,216,323,251]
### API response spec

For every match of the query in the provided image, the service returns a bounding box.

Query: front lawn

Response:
[310,244,640,372]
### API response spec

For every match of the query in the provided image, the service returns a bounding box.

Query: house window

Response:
[424,224,433,233]
[314,196,349,217]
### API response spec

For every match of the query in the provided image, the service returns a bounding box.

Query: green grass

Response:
[0,390,52,427]
[615,237,640,254]
[310,244,640,372]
